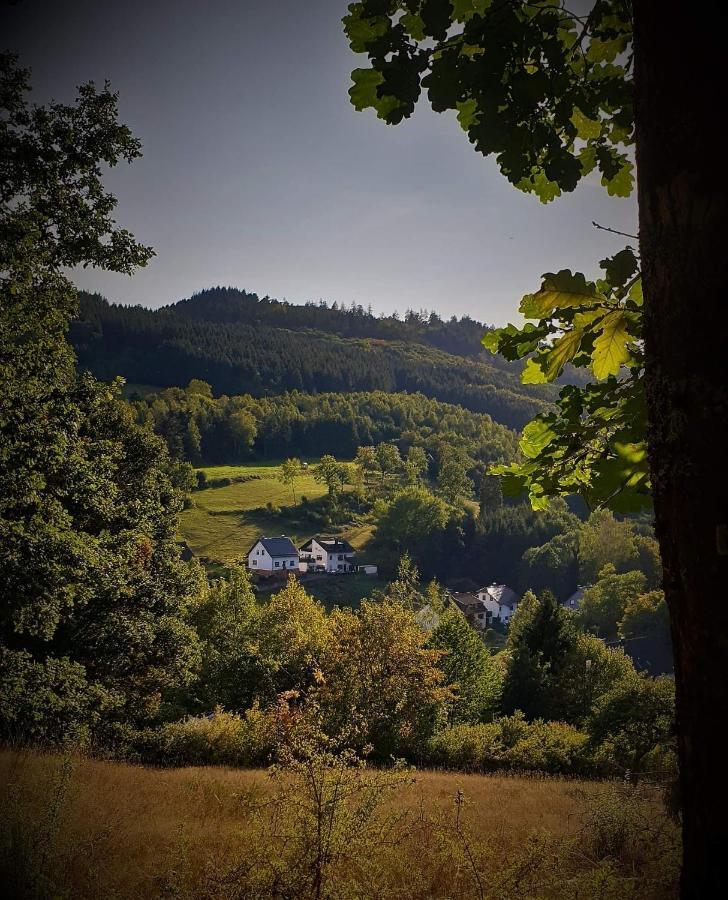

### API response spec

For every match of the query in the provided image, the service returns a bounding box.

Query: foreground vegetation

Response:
[0,748,679,899]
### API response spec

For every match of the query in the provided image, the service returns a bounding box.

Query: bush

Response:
[427,713,593,775]
[0,649,104,748]
[139,706,276,768]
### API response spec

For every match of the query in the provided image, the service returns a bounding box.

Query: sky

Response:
[5,0,637,325]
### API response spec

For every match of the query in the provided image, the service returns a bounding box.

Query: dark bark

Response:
[633,3,728,895]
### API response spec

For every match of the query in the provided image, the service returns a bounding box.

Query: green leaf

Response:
[530,172,562,203]
[571,107,601,140]
[602,159,634,197]
[591,310,631,378]
[542,328,584,380]
[481,330,502,353]
[600,247,638,288]
[628,279,643,306]
[520,419,556,459]
[587,36,628,63]
[349,68,383,111]
[456,99,479,130]
[521,357,548,384]
[520,270,602,319]
[400,12,426,41]
[343,12,390,52]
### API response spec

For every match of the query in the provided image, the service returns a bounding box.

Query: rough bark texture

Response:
[633,3,728,895]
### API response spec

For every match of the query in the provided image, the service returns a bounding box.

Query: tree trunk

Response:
[633,4,728,895]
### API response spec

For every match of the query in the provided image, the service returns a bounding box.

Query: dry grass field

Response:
[0,749,679,899]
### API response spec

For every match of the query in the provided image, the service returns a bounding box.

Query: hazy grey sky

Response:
[6,0,637,325]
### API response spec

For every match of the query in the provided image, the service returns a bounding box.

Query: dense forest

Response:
[71,289,555,431]
[131,383,520,467]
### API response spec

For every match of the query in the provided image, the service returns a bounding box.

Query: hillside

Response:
[179,460,373,572]
[70,289,555,431]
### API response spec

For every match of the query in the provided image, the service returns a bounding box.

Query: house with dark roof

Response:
[476,583,520,624]
[299,536,356,573]
[246,536,299,576]
[562,586,588,611]
[451,592,489,630]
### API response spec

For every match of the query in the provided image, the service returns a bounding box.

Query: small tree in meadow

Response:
[280,456,303,505]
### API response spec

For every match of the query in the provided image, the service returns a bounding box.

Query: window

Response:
[252,559,257,566]
[275,561,280,568]
[338,554,343,561]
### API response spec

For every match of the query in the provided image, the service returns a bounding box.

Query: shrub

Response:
[427,714,593,775]
[142,706,276,768]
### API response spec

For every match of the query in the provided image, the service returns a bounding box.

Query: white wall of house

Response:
[247,542,298,574]
[302,539,355,573]
[476,590,518,624]
[477,591,501,622]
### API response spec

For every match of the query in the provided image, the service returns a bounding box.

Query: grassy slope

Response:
[0,750,676,900]
[178,461,374,568]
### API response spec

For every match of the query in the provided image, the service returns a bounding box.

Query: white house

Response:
[476,584,520,624]
[246,536,299,576]
[299,536,356,573]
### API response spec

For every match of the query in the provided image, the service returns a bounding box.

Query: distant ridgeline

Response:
[71,288,556,431]
[128,386,520,468]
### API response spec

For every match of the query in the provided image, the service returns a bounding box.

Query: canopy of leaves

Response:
[344,1,634,202]
[342,5,645,518]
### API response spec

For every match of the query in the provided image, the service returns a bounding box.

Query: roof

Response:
[608,635,674,677]
[300,535,355,554]
[250,536,299,558]
[563,586,588,609]
[450,592,483,611]
[478,584,520,609]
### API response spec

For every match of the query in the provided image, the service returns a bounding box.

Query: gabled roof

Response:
[249,536,299,557]
[450,592,483,611]
[563,586,588,609]
[478,584,520,609]
[300,535,355,554]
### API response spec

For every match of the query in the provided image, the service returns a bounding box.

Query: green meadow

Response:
[178,461,374,573]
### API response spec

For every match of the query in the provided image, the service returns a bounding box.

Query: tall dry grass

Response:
[0,749,678,899]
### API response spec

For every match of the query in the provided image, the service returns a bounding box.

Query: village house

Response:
[299,536,356,573]
[451,592,488,630]
[476,583,520,625]
[562,586,588,611]
[246,536,299,576]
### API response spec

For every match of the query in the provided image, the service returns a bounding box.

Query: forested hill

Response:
[71,288,555,431]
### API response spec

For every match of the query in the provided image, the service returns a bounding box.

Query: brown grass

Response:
[0,749,678,899]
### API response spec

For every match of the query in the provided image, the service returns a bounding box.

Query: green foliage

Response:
[486,252,647,513]
[427,713,592,776]
[344,2,633,201]
[279,456,303,503]
[427,608,502,725]
[589,675,675,773]
[620,590,670,642]
[341,2,645,519]
[147,705,276,768]
[313,454,349,498]
[521,529,579,600]
[404,444,428,484]
[436,450,472,504]
[314,599,450,759]
[502,590,578,720]
[75,289,553,433]
[577,566,647,640]
[578,509,639,583]
[0,54,201,745]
